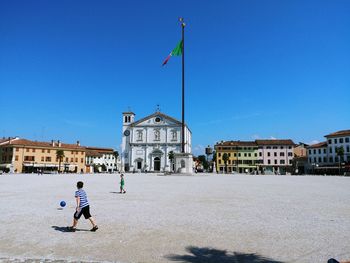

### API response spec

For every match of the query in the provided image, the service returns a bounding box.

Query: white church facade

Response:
[121,111,192,172]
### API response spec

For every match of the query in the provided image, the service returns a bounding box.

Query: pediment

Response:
[131,112,181,127]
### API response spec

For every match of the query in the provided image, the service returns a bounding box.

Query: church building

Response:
[121,111,192,172]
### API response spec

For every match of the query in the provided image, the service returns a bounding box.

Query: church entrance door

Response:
[154,157,161,171]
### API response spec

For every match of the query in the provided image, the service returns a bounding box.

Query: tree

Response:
[113,150,119,159]
[197,155,209,170]
[336,146,345,175]
[56,150,65,174]
[168,151,175,171]
[222,153,229,173]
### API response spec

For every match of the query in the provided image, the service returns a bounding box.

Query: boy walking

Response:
[67,181,98,232]
[120,174,126,194]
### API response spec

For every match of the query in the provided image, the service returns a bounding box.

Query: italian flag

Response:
[162,40,183,66]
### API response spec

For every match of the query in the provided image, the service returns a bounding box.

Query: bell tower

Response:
[121,111,135,172]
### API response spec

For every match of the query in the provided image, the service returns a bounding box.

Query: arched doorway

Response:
[154,157,161,171]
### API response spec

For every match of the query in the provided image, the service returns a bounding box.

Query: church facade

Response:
[121,111,192,172]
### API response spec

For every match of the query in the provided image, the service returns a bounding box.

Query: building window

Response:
[48,149,50,153]
[274,160,277,164]
[280,152,285,156]
[280,160,285,164]
[323,149,326,154]
[288,152,293,157]
[323,157,327,162]
[71,158,73,162]
[313,149,316,154]
[259,152,262,157]
[268,160,271,164]
[244,153,247,157]
[289,160,292,164]
[328,139,332,144]
[280,146,284,149]
[329,157,333,162]
[314,157,316,163]
[347,146,350,153]
[340,138,343,143]
[218,153,221,157]
[334,139,338,144]
[318,149,321,154]
[15,155,19,161]
[238,153,241,157]
[267,152,270,157]
[218,160,221,164]
[274,152,277,157]
[32,149,35,152]
[309,158,312,163]
[24,156,35,161]
[309,150,311,155]
[329,147,332,153]
[26,148,29,152]
[16,148,19,152]
[318,157,321,163]
[41,157,44,162]
[65,157,68,162]
[46,157,51,162]
[345,137,349,143]
[228,153,231,157]
[81,158,84,163]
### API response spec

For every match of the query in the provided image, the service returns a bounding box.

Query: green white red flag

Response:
[162,40,183,66]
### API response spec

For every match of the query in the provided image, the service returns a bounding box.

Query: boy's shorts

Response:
[74,205,91,220]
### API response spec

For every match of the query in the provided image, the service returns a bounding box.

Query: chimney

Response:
[51,140,55,146]
[58,140,61,147]
[76,140,80,146]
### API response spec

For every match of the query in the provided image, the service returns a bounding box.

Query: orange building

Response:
[0,138,86,173]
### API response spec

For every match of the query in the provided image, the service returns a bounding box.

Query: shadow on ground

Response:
[51,226,90,232]
[166,246,284,263]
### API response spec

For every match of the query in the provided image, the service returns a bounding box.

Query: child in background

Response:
[120,174,126,194]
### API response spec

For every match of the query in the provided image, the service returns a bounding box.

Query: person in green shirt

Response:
[120,174,126,194]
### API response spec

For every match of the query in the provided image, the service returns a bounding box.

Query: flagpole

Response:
[180,17,185,154]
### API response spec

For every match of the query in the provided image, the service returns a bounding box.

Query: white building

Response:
[307,130,350,169]
[121,111,192,172]
[85,147,119,173]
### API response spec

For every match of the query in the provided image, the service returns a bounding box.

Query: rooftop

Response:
[325,130,350,138]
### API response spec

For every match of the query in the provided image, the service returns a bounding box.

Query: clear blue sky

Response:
[1,0,349,155]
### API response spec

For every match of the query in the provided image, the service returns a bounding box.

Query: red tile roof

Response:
[2,139,85,150]
[325,130,350,138]
[308,141,327,148]
[215,141,257,147]
[255,139,295,146]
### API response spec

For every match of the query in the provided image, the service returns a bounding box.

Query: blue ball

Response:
[60,201,66,207]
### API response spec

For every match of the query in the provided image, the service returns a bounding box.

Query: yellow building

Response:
[0,138,86,173]
[215,141,258,173]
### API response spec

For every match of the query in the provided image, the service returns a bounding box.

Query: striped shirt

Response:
[75,189,89,208]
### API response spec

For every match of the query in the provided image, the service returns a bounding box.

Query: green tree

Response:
[113,150,119,159]
[222,153,229,173]
[198,155,209,170]
[336,146,345,175]
[56,150,65,174]
[168,151,175,171]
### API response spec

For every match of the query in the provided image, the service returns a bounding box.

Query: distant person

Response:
[120,174,126,194]
[67,181,98,232]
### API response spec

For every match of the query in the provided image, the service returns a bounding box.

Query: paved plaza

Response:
[0,173,349,263]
